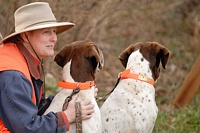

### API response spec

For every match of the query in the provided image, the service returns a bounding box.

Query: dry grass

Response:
[0,0,200,132]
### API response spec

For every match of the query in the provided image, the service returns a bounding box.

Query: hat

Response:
[2,2,75,43]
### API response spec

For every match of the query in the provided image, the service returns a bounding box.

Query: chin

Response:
[43,53,54,58]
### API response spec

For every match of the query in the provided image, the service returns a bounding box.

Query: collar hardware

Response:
[120,69,154,86]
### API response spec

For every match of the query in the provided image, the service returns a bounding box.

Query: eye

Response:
[141,58,144,61]
[53,29,57,33]
[44,30,51,34]
[43,28,57,35]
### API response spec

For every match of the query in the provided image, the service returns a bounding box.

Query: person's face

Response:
[25,27,57,59]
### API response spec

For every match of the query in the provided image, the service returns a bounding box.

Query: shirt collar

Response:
[17,43,42,80]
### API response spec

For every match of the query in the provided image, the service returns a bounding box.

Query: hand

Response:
[80,99,94,120]
[64,94,78,123]
[64,94,95,123]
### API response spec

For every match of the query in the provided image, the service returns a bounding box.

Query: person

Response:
[0,2,97,133]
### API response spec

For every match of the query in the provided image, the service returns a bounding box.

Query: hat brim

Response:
[2,22,75,43]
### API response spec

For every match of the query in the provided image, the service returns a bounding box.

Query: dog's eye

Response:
[141,58,144,62]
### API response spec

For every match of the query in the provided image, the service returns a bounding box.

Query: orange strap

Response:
[120,69,155,86]
[57,80,95,90]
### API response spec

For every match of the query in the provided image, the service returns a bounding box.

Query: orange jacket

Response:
[0,43,68,132]
[0,43,36,133]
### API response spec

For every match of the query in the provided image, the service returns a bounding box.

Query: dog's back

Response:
[101,42,170,133]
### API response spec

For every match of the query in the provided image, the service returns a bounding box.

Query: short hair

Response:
[4,34,24,44]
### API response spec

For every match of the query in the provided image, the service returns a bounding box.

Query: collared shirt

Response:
[0,43,66,133]
[17,43,41,79]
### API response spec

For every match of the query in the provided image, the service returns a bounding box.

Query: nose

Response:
[50,32,57,43]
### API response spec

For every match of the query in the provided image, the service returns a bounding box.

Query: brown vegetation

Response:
[0,0,200,109]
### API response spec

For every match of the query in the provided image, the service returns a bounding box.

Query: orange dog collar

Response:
[120,69,154,86]
[57,80,95,90]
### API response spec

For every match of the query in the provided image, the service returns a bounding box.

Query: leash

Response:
[62,88,82,133]
[58,80,95,133]
[75,102,82,133]
[96,69,155,102]
[96,77,121,102]
[58,80,95,111]
[62,88,80,111]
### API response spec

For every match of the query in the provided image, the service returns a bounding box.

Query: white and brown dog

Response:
[44,40,104,133]
[100,42,170,133]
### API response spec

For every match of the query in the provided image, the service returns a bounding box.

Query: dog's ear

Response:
[154,43,170,69]
[159,47,170,69]
[119,43,140,68]
[54,45,74,68]
[84,42,104,72]
[148,42,170,80]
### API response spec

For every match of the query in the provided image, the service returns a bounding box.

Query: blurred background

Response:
[0,0,199,132]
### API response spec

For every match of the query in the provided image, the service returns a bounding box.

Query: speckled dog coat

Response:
[100,42,170,133]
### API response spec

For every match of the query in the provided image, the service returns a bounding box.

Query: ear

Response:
[160,48,170,69]
[54,45,74,68]
[21,31,35,43]
[20,33,28,43]
[118,43,140,68]
[155,45,170,69]
[96,48,104,72]
[151,43,170,80]
[84,42,104,72]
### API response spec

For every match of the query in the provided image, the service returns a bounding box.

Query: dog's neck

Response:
[62,60,74,82]
[126,50,153,78]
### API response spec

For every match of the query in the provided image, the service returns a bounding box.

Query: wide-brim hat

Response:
[2,2,75,43]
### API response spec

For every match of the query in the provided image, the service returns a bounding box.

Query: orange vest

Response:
[0,43,36,133]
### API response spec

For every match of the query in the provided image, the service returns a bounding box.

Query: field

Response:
[153,90,200,133]
[0,0,200,132]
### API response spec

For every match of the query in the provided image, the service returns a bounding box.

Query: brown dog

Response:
[44,40,104,133]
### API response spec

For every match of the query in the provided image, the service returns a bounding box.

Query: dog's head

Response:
[119,42,170,80]
[54,40,104,81]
